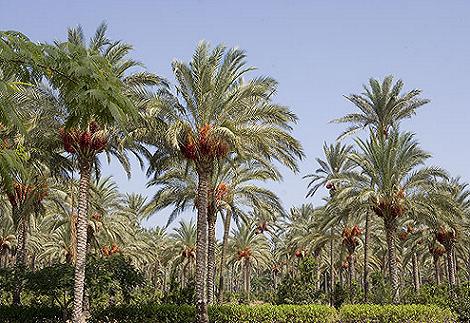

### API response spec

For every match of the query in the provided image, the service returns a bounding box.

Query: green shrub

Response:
[0,304,456,323]
[209,304,337,323]
[449,283,470,322]
[339,304,457,323]
[92,304,337,323]
[401,283,449,307]
[276,257,325,304]
[0,305,63,323]
[92,304,195,323]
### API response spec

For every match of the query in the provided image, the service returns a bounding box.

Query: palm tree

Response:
[42,25,146,322]
[170,220,197,287]
[333,75,429,140]
[147,157,282,304]
[153,41,303,321]
[413,178,470,290]
[0,216,15,269]
[215,158,282,303]
[304,142,354,301]
[341,131,446,303]
[230,220,271,301]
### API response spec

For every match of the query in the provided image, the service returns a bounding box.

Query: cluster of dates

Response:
[59,121,108,156]
[101,243,120,257]
[237,247,252,260]
[180,124,230,160]
[342,225,362,254]
[7,182,48,207]
[372,190,406,219]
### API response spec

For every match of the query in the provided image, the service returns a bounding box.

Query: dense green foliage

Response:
[339,304,456,323]
[0,304,457,323]
[1,21,470,323]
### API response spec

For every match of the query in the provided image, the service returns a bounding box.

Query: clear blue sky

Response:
[2,1,470,228]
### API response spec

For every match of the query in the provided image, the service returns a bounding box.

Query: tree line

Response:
[1,23,468,323]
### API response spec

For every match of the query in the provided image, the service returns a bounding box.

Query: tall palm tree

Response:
[215,158,282,303]
[304,142,354,302]
[147,157,282,303]
[42,25,147,322]
[413,178,470,290]
[333,75,429,140]
[153,41,303,322]
[341,131,446,303]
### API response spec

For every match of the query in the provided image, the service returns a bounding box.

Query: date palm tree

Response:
[152,41,303,321]
[229,220,271,301]
[170,219,197,287]
[304,142,354,301]
[147,157,282,304]
[42,25,146,322]
[333,75,429,140]
[215,158,282,303]
[340,131,447,303]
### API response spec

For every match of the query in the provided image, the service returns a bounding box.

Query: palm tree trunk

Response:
[13,213,28,305]
[363,212,370,303]
[454,251,459,286]
[316,251,321,290]
[217,209,231,303]
[273,271,278,291]
[446,243,456,288]
[72,159,91,323]
[195,166,210,323]
[434,256,441,285]
[244,258,251,301]
[385,219,399,304]
[412,252,420,291]
[339,267,343,287]
[206,208,216,305]
[329,227,335,306]
[348,253,355,302]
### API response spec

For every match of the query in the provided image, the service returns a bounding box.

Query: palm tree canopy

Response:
[333,75,429,140]
[158,41,303,171]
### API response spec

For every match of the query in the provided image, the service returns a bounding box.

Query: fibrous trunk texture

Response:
[412,252,420,291]
[348,253,355,302]
[434,256,441,285]
[195,166,210,323]
[72,159,91,323]
[446,242,456,288]
[363,212,370,303]
[385,219,399,304]
[206,208,216,304]
[243,258,251,301]
[329,227,335,306]
[217,209,231,303]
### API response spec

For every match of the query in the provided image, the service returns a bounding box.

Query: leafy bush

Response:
[161,278,195,305]
[276,257,325,304]
[339,304,457,322]
[209,304,337,323]
[448,283,470,322]
[93,304,337,323]
[0,303,456,323]
[24,263,74,313]
[92,304,196,323]
[87,254,145,307]
[367,272,393,305]
[401,283,448,307]
[0,305,62,323]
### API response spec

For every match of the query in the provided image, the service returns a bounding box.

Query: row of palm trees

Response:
[1,23,468,322]
[0,24,302,322]
[304,76,468,303]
